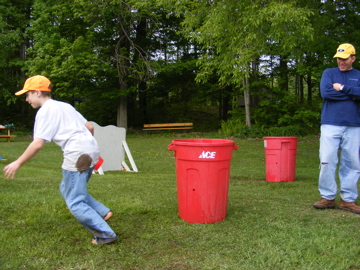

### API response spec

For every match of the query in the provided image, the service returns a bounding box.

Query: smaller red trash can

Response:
[263,137,297,182]
[168,139,238,223]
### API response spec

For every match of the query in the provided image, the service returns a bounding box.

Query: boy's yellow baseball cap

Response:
[333,43,356,59]
[15,75,52,96]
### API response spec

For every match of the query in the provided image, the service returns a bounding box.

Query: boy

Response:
[3,75,117,244]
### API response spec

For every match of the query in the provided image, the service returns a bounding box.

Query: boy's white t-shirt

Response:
[34,99,100,172]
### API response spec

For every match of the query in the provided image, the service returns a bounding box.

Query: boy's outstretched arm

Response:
[3,138,45,179]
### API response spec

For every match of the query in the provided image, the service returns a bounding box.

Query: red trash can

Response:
[263,137,297,182]
[168,139,238,223]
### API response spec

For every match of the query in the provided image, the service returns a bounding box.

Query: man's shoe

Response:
[313,198,336,209]
[338,199,360,214]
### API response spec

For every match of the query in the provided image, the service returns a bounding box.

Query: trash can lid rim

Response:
[171,139,236,146]
[263,136,298,139]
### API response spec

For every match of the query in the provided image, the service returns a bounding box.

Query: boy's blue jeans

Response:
[319,124,360,202]
[60,168,116,244]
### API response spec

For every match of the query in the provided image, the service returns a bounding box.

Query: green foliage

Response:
[1,0,360,132]
[26,0,117,99]
[0,0,33,127]
[219,117,245,137]
[143,59,222,129]
[220,86,321,138]
[252,88,321,130]
[220,121,312,139]
[170,0,314,86]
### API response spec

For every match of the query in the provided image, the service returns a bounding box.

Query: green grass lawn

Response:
[0,134,359,270]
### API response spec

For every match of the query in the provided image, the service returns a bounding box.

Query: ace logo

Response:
[198,151,216,159]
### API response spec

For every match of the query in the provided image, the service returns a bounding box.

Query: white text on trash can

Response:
[199,151,216,159]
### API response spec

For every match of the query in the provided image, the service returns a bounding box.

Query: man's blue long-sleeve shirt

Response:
[320,67,360,126]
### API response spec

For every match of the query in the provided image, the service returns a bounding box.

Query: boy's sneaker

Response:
[338,199,360,214]
[313,198,336,209]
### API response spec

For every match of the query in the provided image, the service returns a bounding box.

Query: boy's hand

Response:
[3,161,21,179]
[3,138,45,179]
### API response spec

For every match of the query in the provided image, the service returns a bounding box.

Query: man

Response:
[3,75,117,244]
[313,43,360,214]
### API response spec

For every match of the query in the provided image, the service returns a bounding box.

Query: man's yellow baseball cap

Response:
[15,75,52,96]
[333,43,356,59]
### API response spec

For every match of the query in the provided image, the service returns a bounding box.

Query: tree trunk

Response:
[139,81,148,124]
[306,74,312,104]
[115,4,130,128]
[304,54,313,104]
[243,74,251,127]
[279,55,289,91]
[219,86,231,121]
[117,95,127,129]
[299,75,304,104]
[135,17,148,125]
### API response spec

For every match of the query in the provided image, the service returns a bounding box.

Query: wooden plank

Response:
[0,135,16,142]
[143,127,193,131]
[0,127,15,142]
[143,122,193,131]
[143,123,192,128]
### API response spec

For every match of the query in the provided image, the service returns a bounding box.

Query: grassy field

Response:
[0,134,359,270]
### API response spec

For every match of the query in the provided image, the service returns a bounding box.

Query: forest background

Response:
[1,0,359,136]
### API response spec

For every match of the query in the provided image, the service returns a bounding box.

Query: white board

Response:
[89,121,126,172]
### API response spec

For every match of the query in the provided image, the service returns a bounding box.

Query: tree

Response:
[4,0,360,133]
[156,0,314,127]
[26,0,154,128]
[0,0,34,127]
